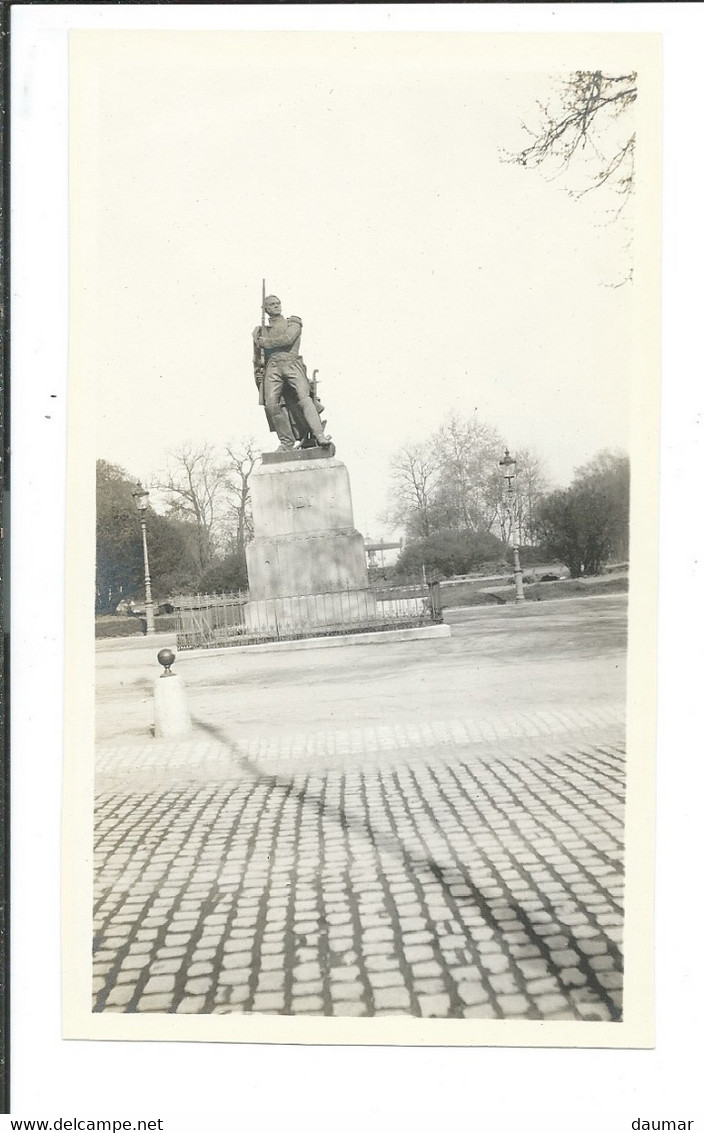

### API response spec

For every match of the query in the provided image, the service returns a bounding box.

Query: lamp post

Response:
[132,484,156,635]
[499,449,525,604]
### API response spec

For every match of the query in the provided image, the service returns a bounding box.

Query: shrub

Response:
[197,552,249,594]
[95,614,177,639]
[154,615,177,634]
[507,543,551,567]
[396,530,506,581]
[95,616,144,639]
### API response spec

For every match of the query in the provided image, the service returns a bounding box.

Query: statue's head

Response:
[264,295,281,317]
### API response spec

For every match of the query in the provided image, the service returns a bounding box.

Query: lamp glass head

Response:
[132,486,150,511]
[499,449,516,477]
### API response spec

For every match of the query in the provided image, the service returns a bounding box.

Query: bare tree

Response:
[435,414,505,536]
[157,443,230,572]
[387,416,549,556]
[512,447,549,547]
[387,415,523,543]
[224,439,260,558]
[385,440,440,539]
[506,71,637,204]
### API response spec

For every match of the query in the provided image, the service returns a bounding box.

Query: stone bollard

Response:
[154,648,192,738]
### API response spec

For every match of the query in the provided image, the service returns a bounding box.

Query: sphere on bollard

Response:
[157,648,176,676]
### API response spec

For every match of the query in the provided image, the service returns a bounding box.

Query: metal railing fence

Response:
[173,581,441,650]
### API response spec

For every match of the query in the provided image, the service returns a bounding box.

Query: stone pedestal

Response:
[245,449,375,633]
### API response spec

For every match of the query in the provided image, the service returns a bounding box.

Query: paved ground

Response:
[93,595,627,1020]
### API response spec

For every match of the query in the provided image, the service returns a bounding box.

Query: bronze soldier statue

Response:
[253,294,333,452]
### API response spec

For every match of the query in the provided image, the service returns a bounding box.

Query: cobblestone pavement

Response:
[93,713,625,1021]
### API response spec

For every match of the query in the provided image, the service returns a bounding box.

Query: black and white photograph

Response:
[56,26,663,1045]
[12,0,704,1126]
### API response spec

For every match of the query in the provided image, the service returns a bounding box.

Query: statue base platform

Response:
[261,446,334,467]
[245,453,370,603]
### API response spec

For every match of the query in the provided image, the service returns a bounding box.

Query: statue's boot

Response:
[267,403,296,451]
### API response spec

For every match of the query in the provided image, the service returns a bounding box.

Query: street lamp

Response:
[132,484,156,635]
[499,449,525,604]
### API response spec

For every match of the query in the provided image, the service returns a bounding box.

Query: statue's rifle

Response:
[258,278,267,373]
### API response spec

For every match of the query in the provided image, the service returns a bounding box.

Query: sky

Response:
[71,30,651,537]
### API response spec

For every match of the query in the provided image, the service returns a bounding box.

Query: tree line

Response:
[386,413,629,581]
[97,420,629,613]
[96,441,258,614]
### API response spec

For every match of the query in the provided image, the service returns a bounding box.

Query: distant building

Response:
[364,536,402,570]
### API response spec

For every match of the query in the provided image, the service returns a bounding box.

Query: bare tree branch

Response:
[504,71,637,198]
[502,70,637,286]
